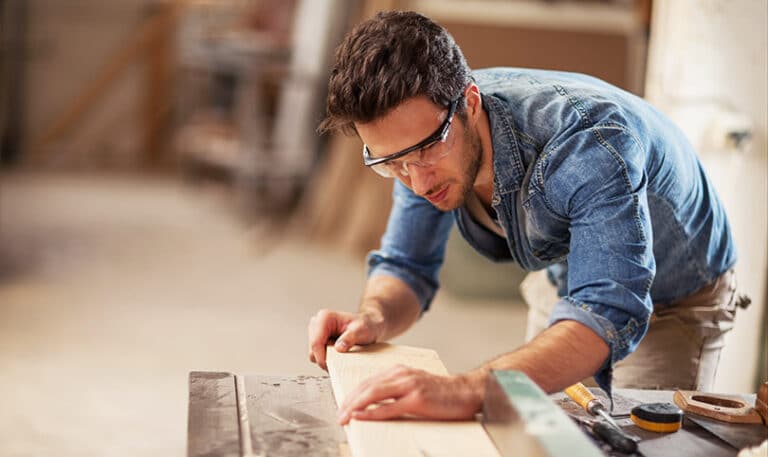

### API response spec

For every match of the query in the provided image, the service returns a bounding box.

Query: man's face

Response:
[356,96,483,211]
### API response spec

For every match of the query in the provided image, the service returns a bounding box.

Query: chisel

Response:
[564,382,620,429]
[564,383,639,454]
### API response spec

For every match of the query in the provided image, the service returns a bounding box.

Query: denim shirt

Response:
[366,68,737,394]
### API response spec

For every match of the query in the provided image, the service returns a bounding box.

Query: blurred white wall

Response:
[646,0,768,392]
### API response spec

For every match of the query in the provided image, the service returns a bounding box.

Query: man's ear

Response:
[464,83,482,124]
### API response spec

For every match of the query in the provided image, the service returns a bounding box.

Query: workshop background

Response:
[0,0,765,455]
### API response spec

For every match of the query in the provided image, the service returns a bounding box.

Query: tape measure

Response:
[630,403,683,432]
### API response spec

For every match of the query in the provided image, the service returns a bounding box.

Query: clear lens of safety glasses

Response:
[369,136,452,178]
[369,161,401,178]
[362,96,462,177]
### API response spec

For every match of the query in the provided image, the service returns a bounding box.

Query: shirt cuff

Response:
[547,297,638,402]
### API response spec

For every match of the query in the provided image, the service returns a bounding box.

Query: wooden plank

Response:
[326,343,501,457]
[243,374,345,457]
[188,371,241,457]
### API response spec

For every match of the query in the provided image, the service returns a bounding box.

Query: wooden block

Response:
[673,390,764,424]
[188,372,241,457]
[326,343,501,457]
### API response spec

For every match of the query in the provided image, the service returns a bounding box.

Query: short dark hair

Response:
[319,10,472,135]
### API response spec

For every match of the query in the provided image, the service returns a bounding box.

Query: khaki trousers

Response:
[520,269,743,391]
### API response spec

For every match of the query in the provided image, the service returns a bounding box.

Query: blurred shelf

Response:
[411,0,643,34]
[409,0,649,94]
[175,120,242,173]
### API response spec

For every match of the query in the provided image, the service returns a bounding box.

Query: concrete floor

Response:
[0,172,526,457]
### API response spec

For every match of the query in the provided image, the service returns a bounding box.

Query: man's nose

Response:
[406,163,434,196]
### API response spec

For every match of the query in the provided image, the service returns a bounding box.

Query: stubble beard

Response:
[453,125,483,208]
[428,124,483,212]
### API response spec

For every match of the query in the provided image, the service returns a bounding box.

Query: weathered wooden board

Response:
[188,371,240,457]
[326,343,502,457]
[244,374,345,456]
[188,372,346,457]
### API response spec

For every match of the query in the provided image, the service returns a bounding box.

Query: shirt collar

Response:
[482,93,525,196]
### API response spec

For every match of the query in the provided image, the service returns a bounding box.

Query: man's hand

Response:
[308,309,385,370]
[308,276,423,370]
[336,365,486,425]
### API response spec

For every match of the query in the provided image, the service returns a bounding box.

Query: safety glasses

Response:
[362,96,461,178]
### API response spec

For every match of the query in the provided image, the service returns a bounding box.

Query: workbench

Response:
[187,371,766,457]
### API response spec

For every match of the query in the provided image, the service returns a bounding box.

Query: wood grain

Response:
[188,371,241,457]
[243,375,345,456]
[326,343,501,457]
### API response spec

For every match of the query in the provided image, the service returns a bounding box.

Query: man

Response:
[307,11,746,425]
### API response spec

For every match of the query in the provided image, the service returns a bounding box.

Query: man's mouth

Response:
[426,185,449,204]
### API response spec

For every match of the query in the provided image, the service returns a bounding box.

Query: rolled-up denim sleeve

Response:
[367,180,454,312]
[541,126,655,393]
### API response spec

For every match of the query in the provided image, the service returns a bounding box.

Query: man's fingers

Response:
[307,309,379,370]
[308,311,336,370]
[334,338,349,352]
[339,379,415,424]
[335,320,362,351]
[339,365,405,410]
[311,340,328,370]
[335,319,375,352]
[348,397,416,422]
[336,369,482,423]
[339,368,413,423]
[308,331,326,368]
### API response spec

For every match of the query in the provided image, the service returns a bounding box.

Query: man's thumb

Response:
[334,338,349,352]
[335,322,362,352]
[335,333,352,352]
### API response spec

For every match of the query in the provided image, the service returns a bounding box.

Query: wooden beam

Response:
[142,2,177,167]
[187,371,240,457]
[326,343,501,457]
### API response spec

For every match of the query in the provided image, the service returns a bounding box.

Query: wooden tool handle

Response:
[565,383,597,412]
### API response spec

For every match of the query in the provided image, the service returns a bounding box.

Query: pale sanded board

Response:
[326,343,501,457]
